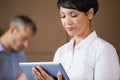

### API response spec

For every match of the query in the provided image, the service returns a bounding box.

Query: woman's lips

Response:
[66,27,74,31]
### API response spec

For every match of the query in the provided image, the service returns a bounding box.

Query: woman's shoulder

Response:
[95,37,115,49]
[57,42,70,51]
[92,37,117,57]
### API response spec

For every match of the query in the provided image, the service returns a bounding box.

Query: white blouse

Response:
[53,31,120,80]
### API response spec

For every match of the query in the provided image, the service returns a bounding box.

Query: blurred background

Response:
[0,0,120,62]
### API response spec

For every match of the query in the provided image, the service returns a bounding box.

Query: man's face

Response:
[10,26,34,51]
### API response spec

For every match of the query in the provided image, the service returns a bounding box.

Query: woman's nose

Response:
[65,16,72,25]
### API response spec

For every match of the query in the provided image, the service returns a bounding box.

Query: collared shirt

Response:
[53,31,120,80]
[0,44,26,80]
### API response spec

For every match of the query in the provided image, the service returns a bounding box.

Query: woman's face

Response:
[60,7,91,37]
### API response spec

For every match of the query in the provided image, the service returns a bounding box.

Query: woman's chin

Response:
[67,33,74,36]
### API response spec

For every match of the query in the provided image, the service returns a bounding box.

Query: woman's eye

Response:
[60,15,65,18]
[71,14,78,17]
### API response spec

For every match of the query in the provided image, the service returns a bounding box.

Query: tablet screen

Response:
[19,62,69,80]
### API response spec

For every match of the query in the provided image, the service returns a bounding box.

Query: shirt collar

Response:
[0,43,5,52]
[68,31,98,49]
[0,43,19,54]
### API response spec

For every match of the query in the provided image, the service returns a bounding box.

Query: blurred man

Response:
[0,15,37,80]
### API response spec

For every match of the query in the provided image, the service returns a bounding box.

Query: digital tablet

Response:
[19,62,70,80]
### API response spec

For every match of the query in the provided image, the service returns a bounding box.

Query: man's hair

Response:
[9,15,37,34]
[57,0,99,15]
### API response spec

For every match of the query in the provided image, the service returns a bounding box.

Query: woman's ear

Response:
[87,8,94,20]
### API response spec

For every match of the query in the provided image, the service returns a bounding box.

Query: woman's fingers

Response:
[32,67,45,80]
[32,66,62,80]
[32,66,54,80]
[57,72,62,80]
[38,66,54,80]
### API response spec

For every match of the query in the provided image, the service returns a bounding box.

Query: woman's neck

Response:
[74,30,91,46]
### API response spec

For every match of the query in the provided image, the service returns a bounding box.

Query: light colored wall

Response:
[0,0,120,61]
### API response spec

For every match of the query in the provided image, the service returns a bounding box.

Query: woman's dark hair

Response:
[57,0,99,15]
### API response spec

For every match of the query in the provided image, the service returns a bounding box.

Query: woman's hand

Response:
[32,66,62,80]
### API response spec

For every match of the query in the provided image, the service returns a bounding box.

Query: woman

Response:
[33,0,120,80]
